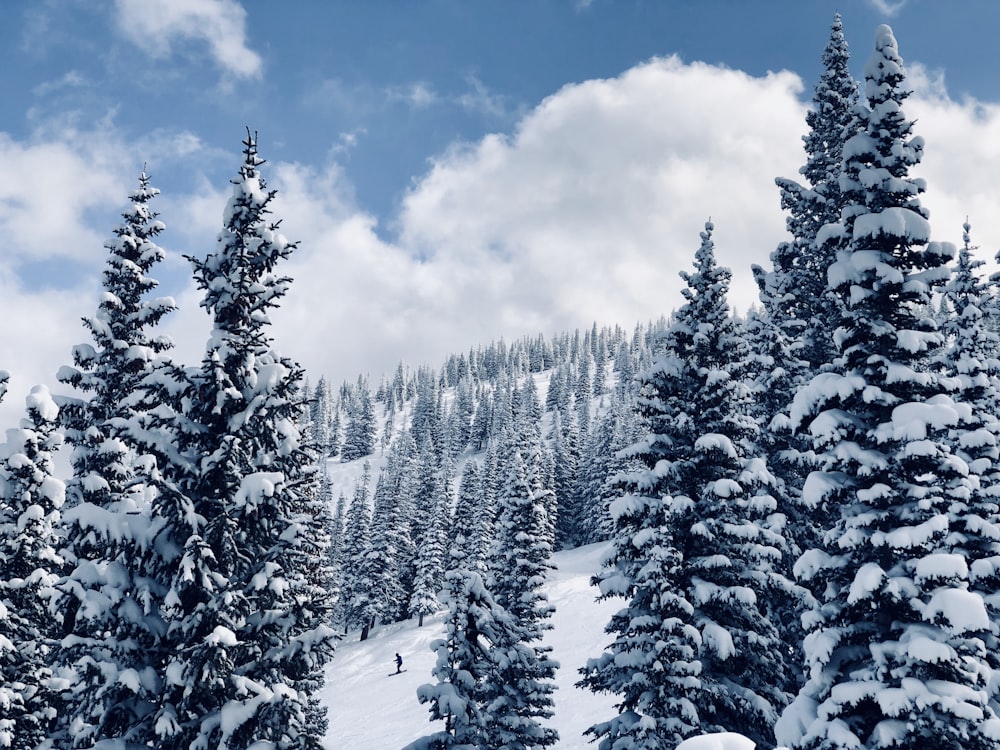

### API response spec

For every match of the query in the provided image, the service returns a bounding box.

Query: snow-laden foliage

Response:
[0,386,64,749]
[580,222,797,750]
[485,421,560,748]
[141,132,337,750]
[782,27,1000,750]
[408,566,558,750]
[754,13,858,373]
[50,171,177,747]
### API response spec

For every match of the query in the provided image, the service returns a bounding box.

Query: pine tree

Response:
[152,132,336,749]
[552,409,582,549]
[342,376,376,461]
[409,468,451,627]
[324,476,346,623]
[755,13,859,372]
[485,429,559,748]
[580,222,795,750]
[51,170,177,747]
[405,569,495,750]
[447,461,493,574]
[340,462,373,635]
[0,385,65,749]
[576,391,642,545]
[782,27,1000,750]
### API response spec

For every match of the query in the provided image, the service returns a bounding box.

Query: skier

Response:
[395,652,403,673]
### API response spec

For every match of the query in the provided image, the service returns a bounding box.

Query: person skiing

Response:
[395,652,403,674]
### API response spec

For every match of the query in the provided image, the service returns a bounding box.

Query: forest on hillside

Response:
[4,14,1000,750]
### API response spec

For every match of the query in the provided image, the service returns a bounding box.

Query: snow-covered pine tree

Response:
[51,170,177,747]
[754,13,858,373]
[405,569,495,750]
[323,474,346,622]
[781,27,1000,750]
[341,376,376,461]
[580,221,795,750]
[0,385,65,749]
[552,408,583,549]
[358,466,410,630]
[447,460,488,575]
[154,132,337,750]
[409,466,451,627]
[935,221,1000,410]
[340,462,373,635]
[484,423,559,748]
[576,390,642,545]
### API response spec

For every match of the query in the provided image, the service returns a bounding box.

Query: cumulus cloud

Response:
[4,49,1000,431]
[264,54,1000,390]
[113,0,262,79]
[262,57,811,386]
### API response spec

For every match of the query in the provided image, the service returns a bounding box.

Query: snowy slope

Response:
[320,541,621,749]
[316,367,757,749]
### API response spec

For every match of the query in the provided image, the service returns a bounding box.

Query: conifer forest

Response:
[4,15,1000,750]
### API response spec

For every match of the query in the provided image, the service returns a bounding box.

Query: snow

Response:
[321,542,623,748]
[846,563,884,605]
[851,207,930,244]
[694,433,738,458]
[25,384,59,422]
[922,589,989,634]
[675,733,756,750]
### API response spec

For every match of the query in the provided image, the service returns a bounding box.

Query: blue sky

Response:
[1,0,999,417]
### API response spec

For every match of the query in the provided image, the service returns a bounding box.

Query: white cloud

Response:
[457,75,511,119]
[386,82,438,109]
[4,50,1000,430]
[0,131,128,264]
[32,70,86,97]
[113,0,262,79]
[255,57,811,387]
[263,54,1000,391]
[867,0,908,17]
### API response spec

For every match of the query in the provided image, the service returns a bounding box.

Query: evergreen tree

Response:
[755,13,858,372]
[580,222,795,750]
[485,433,559,748]
[447,461,489,575]
[781,27,1000,750]
[0,386,65,749]
[342,376,376,461]
[405,569,495,750]
[576,392,642,545]
[359,467,409,629]
[152,133,336,749]
[324,477,346,622]
[51,171,177,747]
[340,462,373,635]
[410,468,451,627]
[552,409,582,549]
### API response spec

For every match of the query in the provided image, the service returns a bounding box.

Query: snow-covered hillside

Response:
[320,541,620,749]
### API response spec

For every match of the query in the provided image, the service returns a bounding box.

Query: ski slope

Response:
[320,541,622,749]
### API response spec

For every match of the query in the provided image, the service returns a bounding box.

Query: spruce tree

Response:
[755,13,859,372]
[484,416,559,748]
[340,462,373,635]
[153,132,337,749]
[409,471,451,627]
[782,27,1000,750]
[405,569,495,750]
[0,386,65,749]
[341,376,376,461]
[580,222,795,750]
[51,170,177,747]
[447,460,487,574]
